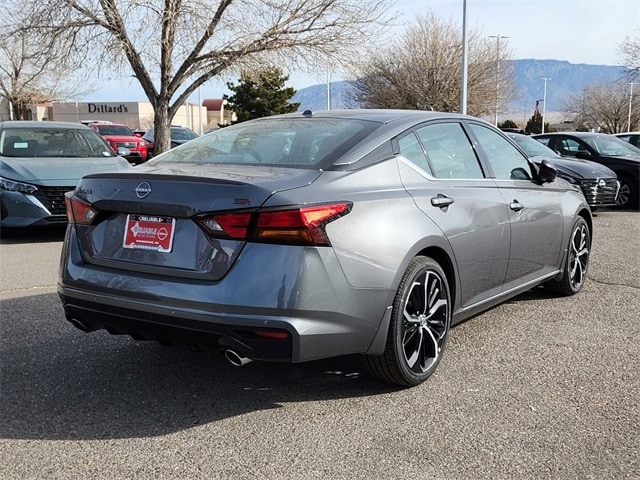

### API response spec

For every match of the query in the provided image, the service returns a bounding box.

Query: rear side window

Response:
[416,123,484,179]
[152,118,379,168]
[398,132,431,174]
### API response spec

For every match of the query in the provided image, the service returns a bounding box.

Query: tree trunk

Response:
[153,101,172,155]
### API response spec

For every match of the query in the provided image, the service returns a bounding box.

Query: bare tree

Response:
[27,0,393,154]
[348,12,517,118]
[561,81,640,133]
[0,2,88,120]
[618,32,640,77]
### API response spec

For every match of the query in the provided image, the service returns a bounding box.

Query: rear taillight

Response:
[65,192,98,225]
[197,203,351,246]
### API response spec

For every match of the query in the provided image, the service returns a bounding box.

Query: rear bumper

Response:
[58,227,395,362]
[58,285,392,363]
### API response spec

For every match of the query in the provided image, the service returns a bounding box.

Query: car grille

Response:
[35,186,74,215]
[579,178,619,207]
[116,141,137,148]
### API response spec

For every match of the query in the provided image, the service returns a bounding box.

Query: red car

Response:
[89,123,148,164]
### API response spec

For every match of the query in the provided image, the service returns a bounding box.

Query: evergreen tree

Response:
[525,112,542,134]
[224,68,300,123]
[498,119,519,129]
[524,112,550,134]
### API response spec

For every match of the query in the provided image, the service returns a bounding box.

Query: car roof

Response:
[0,120,92,130]
[536,132,609,138]
[268,109,474,125]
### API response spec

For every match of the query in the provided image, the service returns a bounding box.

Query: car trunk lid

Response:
[70,164,322,280]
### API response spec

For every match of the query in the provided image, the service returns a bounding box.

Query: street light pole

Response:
[489,35,508,126]
[460,0,468,115]
[628,82,634,132]
[327,69,332,111]
[541,77,551,134]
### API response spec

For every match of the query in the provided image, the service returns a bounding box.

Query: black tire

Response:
[545,216,590,296]
[615,174,638,210]
[363,256,451,387]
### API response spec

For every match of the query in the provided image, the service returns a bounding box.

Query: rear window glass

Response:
[150,118,379,168]
[0,127,114,158]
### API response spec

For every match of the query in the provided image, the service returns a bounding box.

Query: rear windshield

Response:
[150,117,379,168]
[0,127,115,158]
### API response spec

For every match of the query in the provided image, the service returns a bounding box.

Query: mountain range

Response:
[290,59,630,119]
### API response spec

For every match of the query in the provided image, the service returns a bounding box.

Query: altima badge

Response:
[135,182,152,198]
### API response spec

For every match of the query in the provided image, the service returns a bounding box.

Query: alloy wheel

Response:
[401,270,449,374]
[569,222,589,289]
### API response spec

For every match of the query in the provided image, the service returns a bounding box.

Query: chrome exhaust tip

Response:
[69,318,88,332]
[224,349,253,367]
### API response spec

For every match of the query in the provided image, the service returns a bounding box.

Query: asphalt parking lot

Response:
[0,210,638,480]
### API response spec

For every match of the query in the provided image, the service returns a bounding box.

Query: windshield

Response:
[0,127,115,158]
[509,134,560,158]
[584,135,640,156]
[95,125,135,136]
[150,117,379,168]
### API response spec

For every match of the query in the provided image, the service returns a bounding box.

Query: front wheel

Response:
[363,256,451,387]
[616,174,638,210]
[545,216,590,296]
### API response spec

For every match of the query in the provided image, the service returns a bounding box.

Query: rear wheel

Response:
[363,256,451,386]
[545,216,590,296]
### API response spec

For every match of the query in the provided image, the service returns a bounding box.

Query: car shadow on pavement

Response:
[0,292,400,441]
[0,225,67,244]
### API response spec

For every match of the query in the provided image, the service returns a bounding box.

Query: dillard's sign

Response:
[87,103,129,114]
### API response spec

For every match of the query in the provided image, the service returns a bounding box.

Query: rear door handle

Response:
[431,194,455,208]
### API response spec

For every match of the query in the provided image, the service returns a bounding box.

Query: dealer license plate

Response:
[123,214,175,253]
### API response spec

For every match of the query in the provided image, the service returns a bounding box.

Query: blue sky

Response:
[83,0,640,102]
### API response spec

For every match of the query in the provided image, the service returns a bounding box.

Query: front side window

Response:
[469,124,532,180]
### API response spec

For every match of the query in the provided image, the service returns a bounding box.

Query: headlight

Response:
[0,176,38,194]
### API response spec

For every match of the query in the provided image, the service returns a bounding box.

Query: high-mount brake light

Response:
[65,192,98,225]
[198,203,352,246]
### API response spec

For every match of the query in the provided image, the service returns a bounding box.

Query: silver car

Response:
[1,121,131,232]
[58,110,592,386]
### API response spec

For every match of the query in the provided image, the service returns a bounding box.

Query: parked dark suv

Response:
[506,133,619,209]
[533,132,640,209]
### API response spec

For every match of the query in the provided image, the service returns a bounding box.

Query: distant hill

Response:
[290,59,630,116]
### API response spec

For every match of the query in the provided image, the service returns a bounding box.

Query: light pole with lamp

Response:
[489,35,508,126]
[541,77,551,134]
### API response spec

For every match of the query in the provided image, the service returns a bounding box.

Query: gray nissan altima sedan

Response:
[58,110,592,386]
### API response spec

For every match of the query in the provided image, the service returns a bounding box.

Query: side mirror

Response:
[575,150,592,159]
[116,146,131,157]
[538,159,557,183]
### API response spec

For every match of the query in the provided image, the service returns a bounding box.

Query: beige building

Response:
[49,99,234,133]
